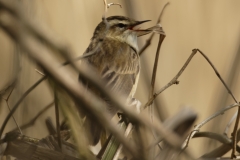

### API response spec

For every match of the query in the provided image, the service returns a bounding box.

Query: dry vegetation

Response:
[1,0,240,160]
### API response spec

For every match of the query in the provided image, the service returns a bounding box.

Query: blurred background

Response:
[1,0,240,158]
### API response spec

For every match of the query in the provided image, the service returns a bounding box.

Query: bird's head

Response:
[92,16,151,51]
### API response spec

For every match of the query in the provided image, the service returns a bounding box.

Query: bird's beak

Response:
[129,20,152,37]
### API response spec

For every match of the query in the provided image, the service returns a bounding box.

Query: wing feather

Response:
[80,38,140,113]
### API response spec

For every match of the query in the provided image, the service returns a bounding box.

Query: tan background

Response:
[1,0,240,158]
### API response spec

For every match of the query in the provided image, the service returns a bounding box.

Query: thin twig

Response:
[54,89,62,150]
[0,76,47,138]
[144,49,239,109]
[197,49,238,103]
[149,33,165,122]
[182,103,239,150]
[139,2,169,56]
[144,49,197,109]
[2,86,22,134]
[196,49,239,158]
[13,101,54,131]
[207,31,240,149]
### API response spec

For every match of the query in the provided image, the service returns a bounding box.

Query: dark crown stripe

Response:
[106,16,130,22]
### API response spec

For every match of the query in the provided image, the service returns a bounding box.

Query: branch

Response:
[0,76,47,138]
[144,49,197,109]
[231,106,240,158]
[182,103,239,149]
[139,2,169,56]
[3,85,22,134]
[197,49,238,103]
[193,132,231,144]
[148,108,197,149]
[196,49,239,158]
[13,101,54,131]
[144,49,239,109]
[200,130,240,158]
[148,31,166,121]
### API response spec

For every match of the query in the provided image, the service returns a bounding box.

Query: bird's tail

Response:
[84,117,102,146]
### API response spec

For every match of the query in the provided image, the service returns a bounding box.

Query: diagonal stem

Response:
[145,49,238,109]
[3,86,22,134]
[197,49,237,103]
[144,49,197,109]
[0,76,46,138]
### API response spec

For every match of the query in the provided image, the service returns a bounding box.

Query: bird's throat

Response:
[114,34,139,53]
[125,34,138,52]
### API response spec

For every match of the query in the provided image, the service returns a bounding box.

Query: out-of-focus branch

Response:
[148,108,197,149]
[200,129,240,159]
[193,132,231,144]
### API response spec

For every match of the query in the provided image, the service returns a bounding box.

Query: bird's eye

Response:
[117,23,126,28]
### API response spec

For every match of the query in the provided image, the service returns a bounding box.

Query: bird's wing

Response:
[80,38,140,116]
[83,38,140,97]
[100,39,140,98]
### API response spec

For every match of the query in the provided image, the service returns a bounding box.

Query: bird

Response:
[79,16,151,145]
